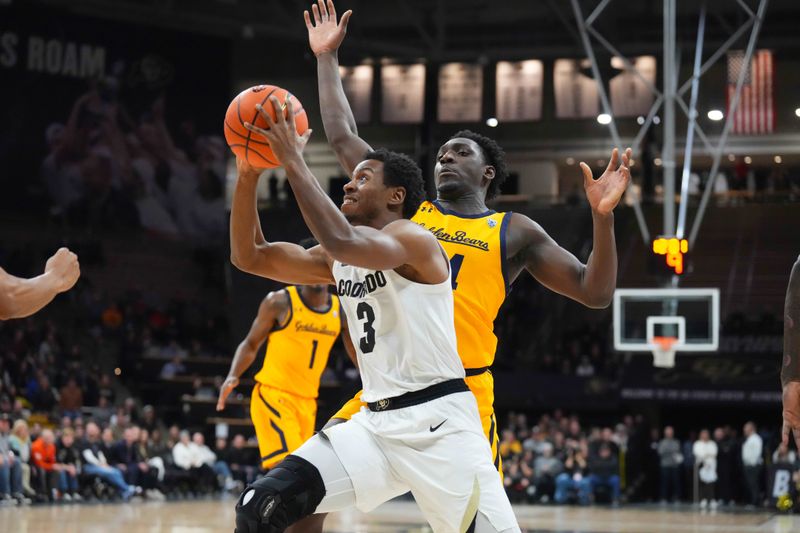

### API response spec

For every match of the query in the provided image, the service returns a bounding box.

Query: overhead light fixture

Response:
[636,116,645,125]
[486,117,499,128]
[654,158,663,166]
[727,154,736,162]
[795,108,800,118]
[744,156,752,164]
[653,116,661,125]
[566,157,575,165]
[707,109,724,121]
[774,155,782,164]
[597,113,612,125]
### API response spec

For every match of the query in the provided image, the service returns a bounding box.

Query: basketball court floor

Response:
[2,498,798,533]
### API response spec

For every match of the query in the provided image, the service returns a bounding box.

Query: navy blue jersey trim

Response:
[432,200,496,219]
[499,211,513,295]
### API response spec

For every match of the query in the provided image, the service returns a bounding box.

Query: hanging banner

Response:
[727,49,774,135]
[438,62,483,123]
[495,60,543,122]
[553,58,599,119]
[610,55,657,117]
[381,64,425,124]
[339,65,373,124]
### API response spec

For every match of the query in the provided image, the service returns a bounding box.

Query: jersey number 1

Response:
[308,340,318,369]
[356,302,376,353]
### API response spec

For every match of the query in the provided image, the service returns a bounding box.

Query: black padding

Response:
[234,455,326,533]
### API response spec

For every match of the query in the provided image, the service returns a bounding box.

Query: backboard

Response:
[613,288,720,364]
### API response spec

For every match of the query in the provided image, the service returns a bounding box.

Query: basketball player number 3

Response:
[356,302,376,353]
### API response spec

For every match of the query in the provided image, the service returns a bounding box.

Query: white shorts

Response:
[293,391,519,533]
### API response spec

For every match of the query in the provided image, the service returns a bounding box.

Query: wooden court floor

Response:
[1,498,799,533]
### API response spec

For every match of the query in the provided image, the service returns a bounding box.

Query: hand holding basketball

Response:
[581,147,632,216]
[305,0,353,57]
[224,85,309,168]
[244,97,312,170]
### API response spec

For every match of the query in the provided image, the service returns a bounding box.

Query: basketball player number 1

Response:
[449,254,465,290]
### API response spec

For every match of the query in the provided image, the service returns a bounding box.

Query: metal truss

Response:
[570,0,769,249]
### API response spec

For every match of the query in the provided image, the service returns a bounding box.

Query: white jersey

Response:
[332,261,465,402]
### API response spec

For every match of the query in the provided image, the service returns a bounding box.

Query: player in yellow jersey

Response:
[292,3,630,531]
[217,239,355,470]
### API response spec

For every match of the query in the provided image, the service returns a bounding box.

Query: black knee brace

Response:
[234,455,325,533]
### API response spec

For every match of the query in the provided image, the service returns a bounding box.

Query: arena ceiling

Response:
[30,0,800,64]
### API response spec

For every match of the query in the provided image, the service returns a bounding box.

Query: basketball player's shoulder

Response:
[504,211,550,257]
[262,288,292,313]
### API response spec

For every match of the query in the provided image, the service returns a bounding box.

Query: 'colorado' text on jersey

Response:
[332,261,465,403]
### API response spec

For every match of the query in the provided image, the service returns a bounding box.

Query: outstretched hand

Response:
[243,97,312,169]
[783,381,800,451]
[305,0,353,57]
[580,147,632,216]
[216,376,239,411]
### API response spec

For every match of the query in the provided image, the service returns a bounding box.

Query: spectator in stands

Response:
[714,427,736,506]
[657,426,683,503]
[80,422,135,500]
[192,432,235,492]
[741,421,763,507]
[533,443,563,502]
[159,356,186,379]
[172,430,216,492]
[140,404,165,435]
[588,443,621,505]
[555,445,592,505]
[499,429,522,460]
[8,419,36,498]
[575,356,595,377]
[31,429,60,501]
[226,434,256,486]
[135,428,166,499]
[59,377,83,419]
[56,428,81,501]
[97,374,115,405]
[31,374,57,413]
[0,414,30,505]
[692,429,718,510]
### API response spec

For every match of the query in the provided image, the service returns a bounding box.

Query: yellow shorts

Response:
[251,383,317,469]
[331,371,502,475]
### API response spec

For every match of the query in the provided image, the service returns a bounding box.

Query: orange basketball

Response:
[223,85,309,168]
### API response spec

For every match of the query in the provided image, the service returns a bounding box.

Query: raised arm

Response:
[217,291,289,411]
[229,157,334,285]
[506,148,630,309]
[782,256,800,449]
[245,98,444,279]
[0,248,80,320]
[305,0,372,175]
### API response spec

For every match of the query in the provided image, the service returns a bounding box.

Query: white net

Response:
[651,337,677,368]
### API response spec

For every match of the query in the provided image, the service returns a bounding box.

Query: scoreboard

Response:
[652,237,688,275]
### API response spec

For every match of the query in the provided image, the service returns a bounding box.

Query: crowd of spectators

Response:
[499,410,799,509]
[0,407,258,506]
[40,84,227,244]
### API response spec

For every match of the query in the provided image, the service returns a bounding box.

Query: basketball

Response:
[223,85,309,168]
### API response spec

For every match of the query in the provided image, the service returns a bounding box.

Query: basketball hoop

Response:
[651,336,677,368]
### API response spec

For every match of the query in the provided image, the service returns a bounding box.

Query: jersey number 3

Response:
[356,302,376,353]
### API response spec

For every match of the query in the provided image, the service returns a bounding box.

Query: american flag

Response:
[726,50,774,135]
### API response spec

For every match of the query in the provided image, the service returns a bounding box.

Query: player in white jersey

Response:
[230,96,519,532]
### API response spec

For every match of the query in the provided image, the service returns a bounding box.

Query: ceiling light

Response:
[707,109,724,121]
[486,117,498,128]
[597,113,612,125]
[744,156,752,164]
[654,158,662,166]
[774,155,782,164]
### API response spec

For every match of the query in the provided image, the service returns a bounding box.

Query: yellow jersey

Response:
[412,200,511,371]
[253,286,341,399]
